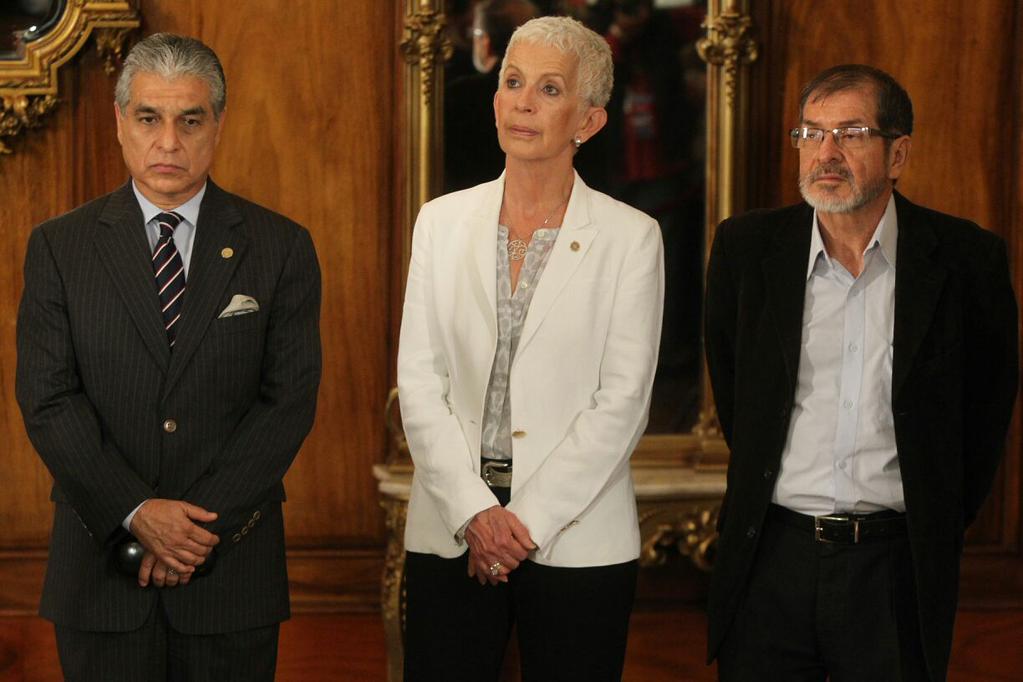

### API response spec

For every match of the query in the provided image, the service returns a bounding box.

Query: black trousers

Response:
[717,506,929,682]
[404,550,638,682]
[55,602,279,682]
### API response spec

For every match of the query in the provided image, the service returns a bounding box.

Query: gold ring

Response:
[488,562,503,576]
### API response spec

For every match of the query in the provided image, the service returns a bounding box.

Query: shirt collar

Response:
[132,180,206,228]
[807,194,898,280]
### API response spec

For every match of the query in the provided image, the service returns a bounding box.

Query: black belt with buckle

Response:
[481,458,512,489]
[767,504,907,544]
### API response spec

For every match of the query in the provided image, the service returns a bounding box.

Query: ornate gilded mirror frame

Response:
[394,0,758,470]
[0,0,140,154]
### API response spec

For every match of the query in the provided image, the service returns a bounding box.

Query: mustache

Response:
[804,163,852,182]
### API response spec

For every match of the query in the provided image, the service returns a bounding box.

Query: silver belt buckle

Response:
[481,461,512,488]
[814,515,859,543]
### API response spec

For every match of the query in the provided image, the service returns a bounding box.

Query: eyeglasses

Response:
[790,126,902,150]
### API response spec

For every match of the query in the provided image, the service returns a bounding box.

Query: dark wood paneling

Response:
[0,0,397,612]
[748,0,1023,606]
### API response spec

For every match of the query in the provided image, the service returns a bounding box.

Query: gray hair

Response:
[115,33,226,118]
[500,16,613,108]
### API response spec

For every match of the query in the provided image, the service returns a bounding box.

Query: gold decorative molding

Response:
[399,8,453,106]
[93,26,135,76]
[697,2,758,106]
[639,501,720,572]
[0,94,58,154]
[398,0,448,298]
[0,0,140,154]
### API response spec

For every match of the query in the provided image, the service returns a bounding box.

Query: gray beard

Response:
[799,165,889,214]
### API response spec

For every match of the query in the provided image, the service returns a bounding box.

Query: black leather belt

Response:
[767,504,906,544]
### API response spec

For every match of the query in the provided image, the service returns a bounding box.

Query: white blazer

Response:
[397,171,664,568]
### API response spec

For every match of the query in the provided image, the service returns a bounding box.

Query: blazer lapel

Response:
[891,193,946,400]
[761,205,814,394]
[162,181,247,398]
[467,176,502,341]
[515,172,594,361]
[94,182,172,370]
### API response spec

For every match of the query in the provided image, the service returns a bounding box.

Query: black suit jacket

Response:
[16,180,321,634]
[704,192,1018,679]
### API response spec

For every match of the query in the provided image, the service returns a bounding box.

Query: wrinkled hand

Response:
[129,499,219,576]
[137,551,191,588]
[464,506,536,585]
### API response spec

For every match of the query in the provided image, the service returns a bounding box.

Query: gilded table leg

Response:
[638,500,720,571]
[380,498,408,682]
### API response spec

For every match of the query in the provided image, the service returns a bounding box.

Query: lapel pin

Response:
[221,247,234,259]
[570,241,580,252]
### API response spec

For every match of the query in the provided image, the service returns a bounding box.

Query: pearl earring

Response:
[573,137,582,148]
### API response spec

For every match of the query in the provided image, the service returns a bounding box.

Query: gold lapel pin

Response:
[221,247,234,259]
[570,241,580,252]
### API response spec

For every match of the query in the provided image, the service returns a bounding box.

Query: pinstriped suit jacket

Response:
[16,179,322,634]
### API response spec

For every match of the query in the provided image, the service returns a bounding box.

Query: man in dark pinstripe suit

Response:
[15,33,321,680]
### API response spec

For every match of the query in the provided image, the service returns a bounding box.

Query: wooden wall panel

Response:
[0,0,397,612]
[747,0,1023,605]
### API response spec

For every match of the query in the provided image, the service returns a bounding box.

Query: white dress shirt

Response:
[122,181,207,531]
[773,195,904,515]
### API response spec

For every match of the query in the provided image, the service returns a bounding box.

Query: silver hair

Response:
[115,33,226,118]
[500,16,613,108]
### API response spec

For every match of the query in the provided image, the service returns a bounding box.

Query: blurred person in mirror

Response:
[444,0,540,193]
[399,15,664,681]
[16,32,321,681]
[584,0,707,431]
[704,63,1018,682]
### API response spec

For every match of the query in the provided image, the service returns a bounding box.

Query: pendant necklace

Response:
[507,198,568,262]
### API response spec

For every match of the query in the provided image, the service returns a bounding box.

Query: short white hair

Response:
[500,16,613,108]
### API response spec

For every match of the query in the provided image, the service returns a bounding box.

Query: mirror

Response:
[443,0,709,436]
[397,0,756,465]
[0,0,139,154]
[0,0,63,58]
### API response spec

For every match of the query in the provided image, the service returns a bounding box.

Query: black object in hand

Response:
[114,539,216,579]
[114,539,146,576]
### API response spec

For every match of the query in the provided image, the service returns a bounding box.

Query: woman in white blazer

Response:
[398,15,664,682]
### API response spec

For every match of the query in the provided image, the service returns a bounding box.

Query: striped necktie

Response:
[152,212,186,348]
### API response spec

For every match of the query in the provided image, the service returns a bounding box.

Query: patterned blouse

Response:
[480,224,561,461]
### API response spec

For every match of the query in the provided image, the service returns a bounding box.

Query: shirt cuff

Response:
[123,500,148,532]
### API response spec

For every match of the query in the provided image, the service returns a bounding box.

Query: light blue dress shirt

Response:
[132,180,206,276]
[773,195,904,516]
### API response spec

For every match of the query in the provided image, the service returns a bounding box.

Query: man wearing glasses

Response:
[705,64,1017,681]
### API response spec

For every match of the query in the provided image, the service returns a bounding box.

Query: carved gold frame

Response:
[0,0,140,154]
[394,0,758,469]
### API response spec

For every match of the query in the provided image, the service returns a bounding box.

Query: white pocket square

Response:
[218,294,259,318]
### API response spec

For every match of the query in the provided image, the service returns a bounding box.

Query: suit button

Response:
[512,430,526,439]
[162,419,177,433]
[746,526,757,539]
[233,533,241,543]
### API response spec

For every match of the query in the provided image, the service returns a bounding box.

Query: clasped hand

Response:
[464,505,536,586]
[130,499,220,587]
